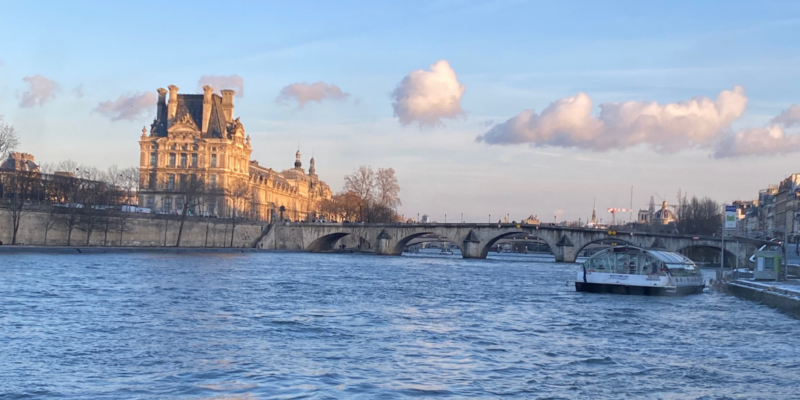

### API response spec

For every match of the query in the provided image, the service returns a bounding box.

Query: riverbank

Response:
[712,273,800,319]
[0,245,264,255]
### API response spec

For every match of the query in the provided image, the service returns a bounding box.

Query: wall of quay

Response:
[714,280,800,319]
[0,207,265,248]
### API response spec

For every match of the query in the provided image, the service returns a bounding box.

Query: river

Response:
[2,250,798,399]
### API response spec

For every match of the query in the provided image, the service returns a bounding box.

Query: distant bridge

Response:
[258,222,759,265]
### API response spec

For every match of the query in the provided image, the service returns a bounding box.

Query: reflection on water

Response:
[1,252,799,398]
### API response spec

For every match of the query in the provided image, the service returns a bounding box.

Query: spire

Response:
[294,148,302,169]
[309,153,316,175]
[590,198,597,225]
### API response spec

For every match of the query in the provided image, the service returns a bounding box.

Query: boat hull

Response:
[575,281,705,296]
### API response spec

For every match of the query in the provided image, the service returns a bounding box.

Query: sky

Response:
[1,0,800,223]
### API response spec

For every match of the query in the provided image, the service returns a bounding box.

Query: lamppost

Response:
[489,214,491,223]
[461,213,463,223]
[445,214,447,223]
[417,213,419,223]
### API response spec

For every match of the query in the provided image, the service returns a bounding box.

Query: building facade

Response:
[137,85,332,222]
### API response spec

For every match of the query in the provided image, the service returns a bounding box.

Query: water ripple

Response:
[1,252,799,399]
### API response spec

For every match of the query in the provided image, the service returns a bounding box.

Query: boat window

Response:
[587,252,611,271]
[666,263,701,277]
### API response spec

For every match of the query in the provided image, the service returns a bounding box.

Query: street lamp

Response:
[445,214,447,223]
[461,213,463,223]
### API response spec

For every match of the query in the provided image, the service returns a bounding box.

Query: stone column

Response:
[461,230,483,259]
[554,234,576,263]
[376,229,394,255]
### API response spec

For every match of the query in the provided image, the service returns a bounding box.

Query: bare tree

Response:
[344,165,375,204]
[57,159,79,174]
[3,169,40,244]
[175,173,211,247]
[0,116,19,159]
[375,167,401,209]
[43,208,61,245]
[227,178,251,247]
[341,166,401,223]
[120,166,139,205]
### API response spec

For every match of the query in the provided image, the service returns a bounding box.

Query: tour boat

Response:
[575,246,705,296]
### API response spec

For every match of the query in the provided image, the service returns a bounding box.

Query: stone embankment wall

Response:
[0,207,265,248]
[714,280,800,319]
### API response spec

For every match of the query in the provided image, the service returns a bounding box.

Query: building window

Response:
[210,174,216,189]
[150,144,156,150]
[176,196,184,211]
[212,147,217,151]
[165,197,172,211]
[146,197,154,208]
[171,145,176,150]
[180,154,187,167]
[208,202,215,215]
[182,145,187,151]
[150,152,157,166]
[168,174,175,190]
[190,174,197,185]
[169,153,176,167]
[179,174,187,189]
[211,154,217,167]
[192,145,198,151]
[149,172,156,189]
[191,153,197,167]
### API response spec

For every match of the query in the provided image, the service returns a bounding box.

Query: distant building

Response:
[775,174,800,237]
[522,215,540,225]
[137,85,332,221]
[0,152,39,172]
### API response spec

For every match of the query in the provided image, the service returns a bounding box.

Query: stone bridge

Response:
[259,223,758,265]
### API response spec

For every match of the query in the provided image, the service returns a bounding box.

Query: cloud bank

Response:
[93,92,156,121]
[276,81,349,109]
[713,104,800,158]
[477,87,748,153]
[391,60,465,128]
[19,75,60,108]
[197,74,244,97]
[771,104,800,127]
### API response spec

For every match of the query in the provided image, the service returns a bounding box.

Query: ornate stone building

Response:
[138,85,331,221]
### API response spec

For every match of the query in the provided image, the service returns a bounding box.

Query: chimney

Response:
[167,85,179,128]
[156,88,167,123]
[202,85,213,133]
[221,89,235,122]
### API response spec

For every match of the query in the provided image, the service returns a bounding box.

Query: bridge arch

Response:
[394,232,463,255]
[677,244,738,268]
[480,231,557,259]
[307,232,372,252]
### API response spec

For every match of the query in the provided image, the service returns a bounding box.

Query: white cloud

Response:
[93,92,156,121]
[391,60,466,128]
[771,104,800,127]
[19,75,60,108]
[276,81,350,109]
[197,74,244,97]
[713,104,800,158]
[713,125,800,158]
[477,86,748,153]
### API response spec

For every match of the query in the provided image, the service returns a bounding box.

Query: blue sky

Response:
[2,0,799,222]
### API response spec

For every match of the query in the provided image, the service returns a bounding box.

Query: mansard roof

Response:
[206,95,229,139]
[153,93,230,139]
[175,94,203,128]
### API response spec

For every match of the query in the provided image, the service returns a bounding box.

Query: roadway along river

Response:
[2,251,799,399]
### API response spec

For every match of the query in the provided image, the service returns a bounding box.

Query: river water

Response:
[2,250,799,399]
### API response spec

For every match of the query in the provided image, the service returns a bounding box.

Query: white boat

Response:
[575,246,704,296]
